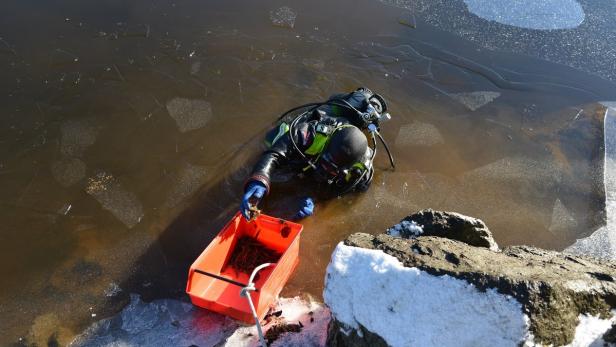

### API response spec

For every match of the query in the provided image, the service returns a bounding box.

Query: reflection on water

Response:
[0,0,615,344]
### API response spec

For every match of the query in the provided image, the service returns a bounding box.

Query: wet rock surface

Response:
[331,231,616,346]
[388,209,498,250]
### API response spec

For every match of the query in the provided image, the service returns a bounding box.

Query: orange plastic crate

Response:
[186,211,302,323]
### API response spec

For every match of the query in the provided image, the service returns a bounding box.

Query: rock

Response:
[387,209,498,250]
[326,232,616,346]
[604,322,616,344]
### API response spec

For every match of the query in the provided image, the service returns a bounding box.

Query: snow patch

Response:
[324,243,529,347]
[566,312,616,347]
[386,220,423,238]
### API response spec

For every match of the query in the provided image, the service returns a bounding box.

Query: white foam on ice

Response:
[324,243,530,347]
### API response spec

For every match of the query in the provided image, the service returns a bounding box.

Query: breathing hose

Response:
[375,131,395,169]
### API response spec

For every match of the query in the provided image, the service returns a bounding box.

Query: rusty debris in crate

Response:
[226,236,281,279]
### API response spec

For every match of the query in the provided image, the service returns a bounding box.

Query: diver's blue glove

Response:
[293,197,314,220]
[241,181,267,220]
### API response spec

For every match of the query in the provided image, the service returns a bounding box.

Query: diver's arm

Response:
[245,134,295,194]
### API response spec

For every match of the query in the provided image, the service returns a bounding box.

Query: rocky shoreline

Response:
[64,209,616,347]
[325,210,616,346]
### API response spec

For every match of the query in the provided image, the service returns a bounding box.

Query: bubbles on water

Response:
[395,122,444,147]
[449,91,500,111]
[60,119,98,157]
[463,0,585,30]
[164,163,208,208]
[86,171,144,229]
[270,6,297,29]
[166,97,212,133]
[51,157,86,187]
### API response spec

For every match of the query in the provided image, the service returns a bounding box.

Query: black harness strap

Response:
[193,269,260,292]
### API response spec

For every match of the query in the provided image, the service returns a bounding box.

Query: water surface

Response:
[1,0,615,344]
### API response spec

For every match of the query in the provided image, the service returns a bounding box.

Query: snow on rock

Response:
[336,232,616,346]
[566,313,616,347]
[387,220,423,238]
[324,243,529,347]
[389,209,498,250]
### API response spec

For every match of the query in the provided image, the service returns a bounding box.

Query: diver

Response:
[240,87,395,221]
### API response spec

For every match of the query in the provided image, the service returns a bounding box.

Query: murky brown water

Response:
[1,0,616,344]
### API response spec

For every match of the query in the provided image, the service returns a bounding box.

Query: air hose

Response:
[375,131,395,169]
